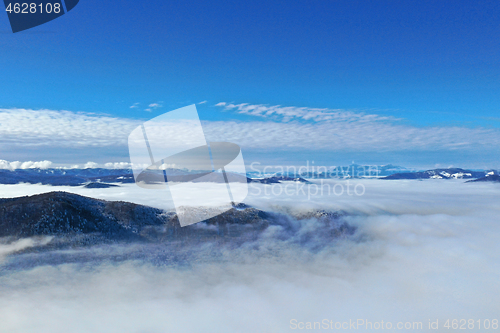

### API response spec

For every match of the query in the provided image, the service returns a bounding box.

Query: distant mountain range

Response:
[249,176,310,184]
[0,168,135,186]
[0,166,498,186]
[466,173,500,183]
[247,164,412,179]
[383,168,497,180]
[0,168,310,186]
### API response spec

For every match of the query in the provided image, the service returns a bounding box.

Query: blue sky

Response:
[0,0,499,168]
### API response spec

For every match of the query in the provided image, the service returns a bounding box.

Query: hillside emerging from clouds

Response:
[0,191,354,244]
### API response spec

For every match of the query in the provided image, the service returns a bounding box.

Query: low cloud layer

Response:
[0,237,53,263]
[0,181,499,332]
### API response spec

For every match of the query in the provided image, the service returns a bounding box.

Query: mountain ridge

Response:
[0,192,354,247]
[382,168,494,180]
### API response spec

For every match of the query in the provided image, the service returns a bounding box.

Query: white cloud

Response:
[0,160,52,170]
[83,162,99,169]
[0,160,144,170]
[202,120,500,152]
[198,100,207,104]
[104,162,132,169]
[0,237,53,263]
[210,102,500,151]
[216,102,395,123]
[0,108,139,148]
[1,107,500,158]
[146,102,163,111]
[129,103,140,109]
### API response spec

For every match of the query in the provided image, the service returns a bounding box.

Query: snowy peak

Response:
[383,168,490,180]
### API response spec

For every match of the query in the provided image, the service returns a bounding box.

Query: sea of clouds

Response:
[0,180,499,332]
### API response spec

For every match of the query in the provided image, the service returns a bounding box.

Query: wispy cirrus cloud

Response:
[211,102,500,152]
[202,120,500,152]
[215,102,396,123]
[145,102,163,112]
[131,102,163,112]
[1,107,499,161]
[0,108,139,148]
